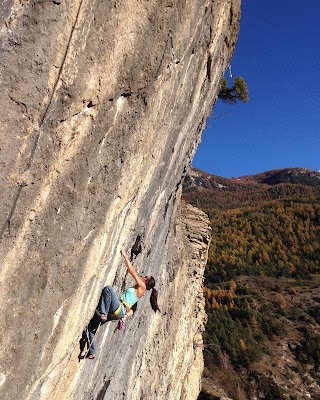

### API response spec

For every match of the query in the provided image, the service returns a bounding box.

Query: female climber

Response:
[83,248,160,359]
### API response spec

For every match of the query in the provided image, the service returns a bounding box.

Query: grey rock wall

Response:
[0,1,240,399]
[70,200,211,400]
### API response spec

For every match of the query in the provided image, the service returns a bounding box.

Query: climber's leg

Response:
[85,317,100,358]
[96,285,122,321]
[87,330,96,357]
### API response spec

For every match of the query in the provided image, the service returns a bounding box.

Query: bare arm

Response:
[124,309,134,319]
[121,248,146,297]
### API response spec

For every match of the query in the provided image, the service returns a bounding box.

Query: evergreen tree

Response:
[218,76,249,104]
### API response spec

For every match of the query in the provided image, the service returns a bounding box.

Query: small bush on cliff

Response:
[218,76,249,104]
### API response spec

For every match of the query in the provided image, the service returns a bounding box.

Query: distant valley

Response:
[183,167,320,400]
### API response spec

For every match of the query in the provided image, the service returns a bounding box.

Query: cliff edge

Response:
[0,1,240,399]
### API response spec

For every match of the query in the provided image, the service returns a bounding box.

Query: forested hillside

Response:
[183,167,320,400]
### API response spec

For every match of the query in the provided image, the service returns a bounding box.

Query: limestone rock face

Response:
[71,200,211,400]
[0,1,239,399]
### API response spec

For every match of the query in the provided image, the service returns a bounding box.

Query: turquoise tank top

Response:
[120,287,139,308]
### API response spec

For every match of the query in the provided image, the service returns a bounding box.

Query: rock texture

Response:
[69,200,211,400]
[0,1,239,399]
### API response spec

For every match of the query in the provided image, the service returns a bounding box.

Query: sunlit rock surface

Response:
[0,0,240,398]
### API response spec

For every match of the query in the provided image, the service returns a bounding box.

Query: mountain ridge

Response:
[186,166,320,189]
[183,166,320,211]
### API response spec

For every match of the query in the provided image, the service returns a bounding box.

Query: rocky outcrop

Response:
[0,1,239,399]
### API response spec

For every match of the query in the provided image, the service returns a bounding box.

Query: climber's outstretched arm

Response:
[121,248,146,297]
[124,308,134,319]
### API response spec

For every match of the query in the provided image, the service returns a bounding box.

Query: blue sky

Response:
[192,0,320,178]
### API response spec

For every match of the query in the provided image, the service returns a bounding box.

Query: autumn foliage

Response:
[183,168,320,392]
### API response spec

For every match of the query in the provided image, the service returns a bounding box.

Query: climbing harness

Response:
[120,299,130,310]
[109,299,130,317]
[110,303,125,317]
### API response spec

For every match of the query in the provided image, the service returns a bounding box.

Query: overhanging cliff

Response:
[0,1,240,399]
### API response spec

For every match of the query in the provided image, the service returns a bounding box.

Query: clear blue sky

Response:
[192,0,320,178]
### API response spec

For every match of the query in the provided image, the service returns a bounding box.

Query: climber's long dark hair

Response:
[146,276,160,313]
